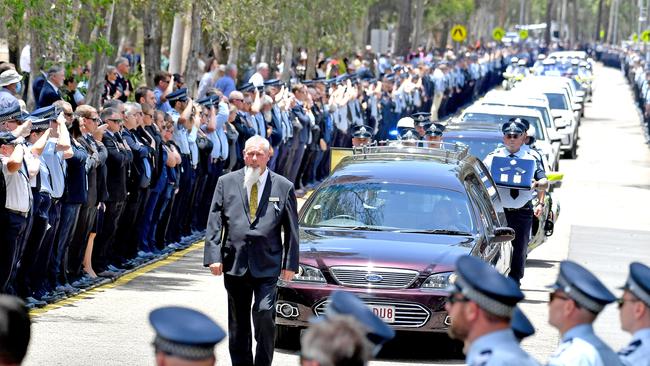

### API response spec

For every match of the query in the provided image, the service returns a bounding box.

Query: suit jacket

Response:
[36,81,62,109]
[102,131,133,202]
[203,168,299,278]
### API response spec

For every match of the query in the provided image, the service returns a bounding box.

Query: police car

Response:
[275,143,515,347]
[517,76,584,123]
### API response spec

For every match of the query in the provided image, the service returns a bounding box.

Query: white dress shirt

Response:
[245,167,269,207]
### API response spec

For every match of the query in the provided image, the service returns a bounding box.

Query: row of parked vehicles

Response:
[274,56,591,350]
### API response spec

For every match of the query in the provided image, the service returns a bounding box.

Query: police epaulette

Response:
[618,339,642,356]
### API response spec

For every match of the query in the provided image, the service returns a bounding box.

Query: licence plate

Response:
[369,305,396,323]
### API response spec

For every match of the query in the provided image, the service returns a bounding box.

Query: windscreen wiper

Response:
[397,229,472,236]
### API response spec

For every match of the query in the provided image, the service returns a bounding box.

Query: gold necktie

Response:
[250,182,258,221]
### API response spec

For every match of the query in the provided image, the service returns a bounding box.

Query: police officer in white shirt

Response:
[483,118,548,287]
[618,262,650,366]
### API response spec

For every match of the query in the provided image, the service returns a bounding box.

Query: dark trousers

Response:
[93,200,125,272]
[67,203,97,279]
[286,141,306,185]
[115,188,147,261]
[224,273,278,366]
[16,192,52,297]
[156,188,177,250]
[153,185,175,250]
[38,200,62,292]
[167,156,191,243]
[0,210,28,293]
[198,160,223,229]
[504,207,533,286]
[54,202,81,285]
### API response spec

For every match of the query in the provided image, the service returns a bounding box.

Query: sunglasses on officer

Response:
[446,292,470,304]
[505,133,522,139]
[617,296,642,309]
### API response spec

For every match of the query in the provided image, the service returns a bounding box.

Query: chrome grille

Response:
[314,298,430,328]
[329,266,419,289]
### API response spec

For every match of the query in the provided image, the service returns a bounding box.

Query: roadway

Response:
[23,64,650,365]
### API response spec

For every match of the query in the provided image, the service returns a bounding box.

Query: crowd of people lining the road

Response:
[2,39,650,366]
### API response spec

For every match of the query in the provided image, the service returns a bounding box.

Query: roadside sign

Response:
[633,33,639,42]
[492,27,505,41]
[451,25,467,43]
[519,29,529,40]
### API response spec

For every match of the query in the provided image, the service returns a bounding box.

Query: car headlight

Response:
[421,271,455,289]
[293,264,327,283]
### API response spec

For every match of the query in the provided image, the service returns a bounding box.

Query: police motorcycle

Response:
[502,58,528,90]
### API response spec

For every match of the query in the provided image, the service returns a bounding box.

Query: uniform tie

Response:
[508,153,519,199]
[250,182,258,221]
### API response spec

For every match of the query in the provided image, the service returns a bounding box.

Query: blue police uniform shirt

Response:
[619,328,650,366]
[204,101,229,160]
[154,88,172,113]
[188,125,198,167]
[483,147,545,208]
[548,324,623,366]
[168,109,190,155]
[0,87,19,111]
[466,329,540,366]
[41,139,66,199]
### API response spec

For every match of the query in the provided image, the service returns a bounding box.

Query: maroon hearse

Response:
[275,145,514,345]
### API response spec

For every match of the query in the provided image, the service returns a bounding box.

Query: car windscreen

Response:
[483,102,551,128]
[301,183,476,234]
[442,137,503,161]
[460,113,545,140]
[543,93,568,110]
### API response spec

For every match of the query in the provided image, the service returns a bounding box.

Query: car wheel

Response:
[275,324,301,350]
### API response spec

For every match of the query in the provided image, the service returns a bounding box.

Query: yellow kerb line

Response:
[29,242,203,318]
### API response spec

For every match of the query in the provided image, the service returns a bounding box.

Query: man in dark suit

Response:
[204,134,299,366]
[36,66,64,109]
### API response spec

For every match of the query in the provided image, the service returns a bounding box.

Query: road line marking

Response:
[29,242,203,318]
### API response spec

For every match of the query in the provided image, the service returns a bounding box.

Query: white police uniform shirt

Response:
[483,147,544,209]
[188,125,198,168]
[1,152,32,213]
[548,324,623,366]
[619,328,650,366]
[168,109,191,155]
[466,329,539,366]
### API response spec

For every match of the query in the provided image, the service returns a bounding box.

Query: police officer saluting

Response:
[483,118,548,287]
[618,262,650,365]
[547,261,622,366]
[445,255,539,365]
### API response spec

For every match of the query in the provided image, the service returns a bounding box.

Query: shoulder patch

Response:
[470,350,493,366]
[619,339,642,356]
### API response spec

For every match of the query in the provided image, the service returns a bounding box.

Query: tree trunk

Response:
[366,1,383,44]
[280,36,293,83]
[394,0,413,58]
[168,13,185,75]
[227,35,240,66]
[87,0,116,108]
[181,10,192,73]
[440,21,451,51]
[595,0,604,41]
[143,4,162,86]
[305,46,318,80]
[411,0,424,49]
[544,0,554,46]
[184,2,202,98]
[570,0,578,47]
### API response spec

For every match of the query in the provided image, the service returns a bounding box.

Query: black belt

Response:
[504,201,533,212]
[6,208,29,218]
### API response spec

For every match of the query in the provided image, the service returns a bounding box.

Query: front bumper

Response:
[276,282,450,332]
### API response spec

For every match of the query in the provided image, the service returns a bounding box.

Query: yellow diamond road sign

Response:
[633,33,639,42]
[519,29,529,40]
[492,27,505,41]
[642,30,650,43]
[451,25,467,43]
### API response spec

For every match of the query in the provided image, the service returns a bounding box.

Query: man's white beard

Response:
[263,110,272,122]
[244,166,262,190]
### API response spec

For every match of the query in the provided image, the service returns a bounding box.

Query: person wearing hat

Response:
[149,306,225,366]
[511,307,535,342]
[424,122,445,148]
[317,290,395,356]
[351,125,373,147]
[483,118,548,287]
[547,260,622,365]
[0,69,23,111]
[0,295,31,365]
[412,111,432,138]
[618,262,650,365]
[300,316,373,366]
[0,131,32,294]
[445,255,539,365]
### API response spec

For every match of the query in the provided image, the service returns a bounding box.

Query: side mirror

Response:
[551,110,563,120]
[576,90,586,98]
[554,117,568,129]
[493,227,515,242]
[572,103,581,112]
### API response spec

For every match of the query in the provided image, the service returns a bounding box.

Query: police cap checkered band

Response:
[0,109,26,123]
[153,336,215,361]
[626,275,650,307]
[456,274,515,318]
[557,274,605,313]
